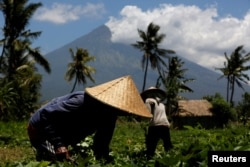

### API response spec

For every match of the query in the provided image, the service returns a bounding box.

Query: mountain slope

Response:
[39,25,247,101]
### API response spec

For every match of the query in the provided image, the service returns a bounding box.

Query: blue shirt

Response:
[29,91,117,150]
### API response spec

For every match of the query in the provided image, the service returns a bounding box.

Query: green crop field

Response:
[0,120,249,167]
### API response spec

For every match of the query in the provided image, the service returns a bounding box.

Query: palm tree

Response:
[158,56,194,115]
[15,60,42,92]
[14,61,42,118]
[0,0,51,120]
[65,48,96,93]
[0,59,42,120]
[228,46,250,106]
[132,22,175,91]
[216,45,250,106]
[216,53,232,102]
[0,0,50,78]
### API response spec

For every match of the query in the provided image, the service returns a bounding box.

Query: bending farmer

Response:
[27,76,152,162]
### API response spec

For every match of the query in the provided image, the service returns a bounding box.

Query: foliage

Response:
[132,22,175,91]
[1,121,250,167]
[158,56,194,115]
[216,45,250,106]
[154,125,250,167]
[0,0,50,77]
[0,62,41,120]
[0,0,50,120]
[237,92,250,125]
[0,121,34,166]
[204,93,237,127]
[0,80,17,119]
[65,48,96,93]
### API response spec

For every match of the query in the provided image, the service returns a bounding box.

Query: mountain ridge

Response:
[39,25,248,102]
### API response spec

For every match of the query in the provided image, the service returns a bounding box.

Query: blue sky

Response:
[1,0,250,71]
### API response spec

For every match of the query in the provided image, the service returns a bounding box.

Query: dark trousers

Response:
[145,125,172,158]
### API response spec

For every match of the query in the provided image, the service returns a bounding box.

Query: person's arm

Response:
[145,98,156,114]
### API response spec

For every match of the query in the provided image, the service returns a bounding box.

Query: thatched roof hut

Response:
[172,100,216,129]
[176,100,213,117]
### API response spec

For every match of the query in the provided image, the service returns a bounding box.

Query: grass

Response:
[0,147,32,163]
[0,120,250,166]
[0,121,34,166]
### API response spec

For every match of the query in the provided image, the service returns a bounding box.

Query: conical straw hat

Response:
[85,75,152,118]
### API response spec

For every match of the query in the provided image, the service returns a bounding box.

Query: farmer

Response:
[27,76,152,162]
[141,87,173,158]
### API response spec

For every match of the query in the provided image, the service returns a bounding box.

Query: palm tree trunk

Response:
[226,76,230,102]
[142,55,149,92]
[0,43,6,70]
[71,77,78,93]
[230,76,235,106]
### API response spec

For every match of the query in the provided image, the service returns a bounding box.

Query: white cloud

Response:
[33,3,106,24]
[105,4,250,70]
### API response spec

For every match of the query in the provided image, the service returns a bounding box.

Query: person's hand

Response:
[55,146,70,161]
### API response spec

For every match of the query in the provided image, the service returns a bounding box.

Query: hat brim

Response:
[141,88,166,101]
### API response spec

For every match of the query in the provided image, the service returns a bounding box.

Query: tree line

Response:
[0,0,250,125]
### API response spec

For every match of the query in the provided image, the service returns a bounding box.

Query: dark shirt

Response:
[29,91,117,153]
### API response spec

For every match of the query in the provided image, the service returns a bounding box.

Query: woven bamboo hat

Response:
[85,75,152,118]
[141,86,166,101]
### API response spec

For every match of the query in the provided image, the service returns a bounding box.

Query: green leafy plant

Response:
[0,121,250,167]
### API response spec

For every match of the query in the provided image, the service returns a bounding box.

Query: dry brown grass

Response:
[0,146,34,165]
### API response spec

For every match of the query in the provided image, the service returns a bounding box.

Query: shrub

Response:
[204,93,237,127]
[237,92,250,125]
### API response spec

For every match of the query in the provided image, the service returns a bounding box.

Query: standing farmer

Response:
[27,76,152,162]
[141,87,173,158]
